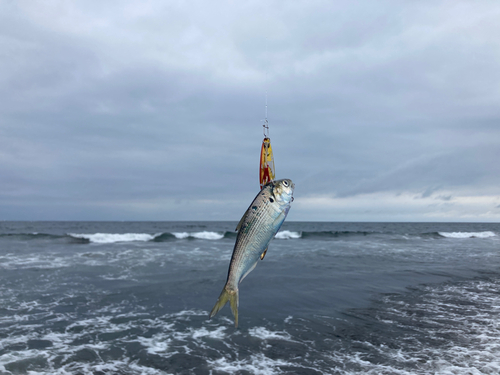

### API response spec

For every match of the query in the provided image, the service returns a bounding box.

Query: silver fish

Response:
[209,179,295,327]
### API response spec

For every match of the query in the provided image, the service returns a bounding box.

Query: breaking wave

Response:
[438,231,497,239]
[69,233,159,244]
[68,232,229,243]
[171,231,225,240]
[275,230,302,239]
[2,230,497,244]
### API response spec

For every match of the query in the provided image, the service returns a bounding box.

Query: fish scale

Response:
[209,179,294,327]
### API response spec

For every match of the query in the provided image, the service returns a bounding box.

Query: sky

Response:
[1,0,500,222]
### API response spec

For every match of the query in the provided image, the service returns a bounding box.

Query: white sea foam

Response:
[208,353,295,375]
[438,231,496,239]
[172,231,224,240]
[172,232,190,239]
[324,279,500,375]
[191,231,225,240]
[0,254,71,270]
[137,336,172,354]
[191,326,227,340]
[69,233,157,243]
[275,230,301,239]
[127,361,175,375]
[169,309,208,317]
[248,327,293,341]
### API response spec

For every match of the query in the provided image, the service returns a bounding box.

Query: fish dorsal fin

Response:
[260,247,268,260]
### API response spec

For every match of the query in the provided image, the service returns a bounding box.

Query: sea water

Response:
[0,221,499,374]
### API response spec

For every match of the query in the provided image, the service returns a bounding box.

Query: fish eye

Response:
[283,181,289,187]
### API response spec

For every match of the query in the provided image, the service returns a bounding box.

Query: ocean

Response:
[0,221,499,375]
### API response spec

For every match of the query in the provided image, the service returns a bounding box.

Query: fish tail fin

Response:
[209,285,239,328]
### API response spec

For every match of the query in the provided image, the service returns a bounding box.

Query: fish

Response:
[209,178,295,327]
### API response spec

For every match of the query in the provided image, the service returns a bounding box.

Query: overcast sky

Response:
[1,0,499,222]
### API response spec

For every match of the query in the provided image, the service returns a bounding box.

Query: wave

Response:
[3,230,497,244]
[69,233,160,244]
[300,230,374,239]
[275,230,302,240]
[1,230,367,243]
[171,231,225,240]
[0,233,76,241]
[69,231,229,243]
[438,231,497,239]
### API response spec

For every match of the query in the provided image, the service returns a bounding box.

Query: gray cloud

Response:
[1,0,499,221]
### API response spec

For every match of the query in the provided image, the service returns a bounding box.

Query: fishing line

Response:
[263,0,269,138]
[259,2,275,189]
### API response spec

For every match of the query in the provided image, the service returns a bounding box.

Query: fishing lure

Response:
[259,124,275,189]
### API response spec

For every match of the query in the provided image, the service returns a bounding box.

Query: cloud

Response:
[1,0,500,220]
[291,192,500,222]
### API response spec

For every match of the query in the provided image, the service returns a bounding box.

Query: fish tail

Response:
[209,285,239,328]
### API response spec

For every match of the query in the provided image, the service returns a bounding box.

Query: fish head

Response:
[272,179,295,205]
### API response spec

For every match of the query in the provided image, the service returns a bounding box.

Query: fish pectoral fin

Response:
[260,247,268,260]
[240,260,258,283]
[272,210,287,230]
